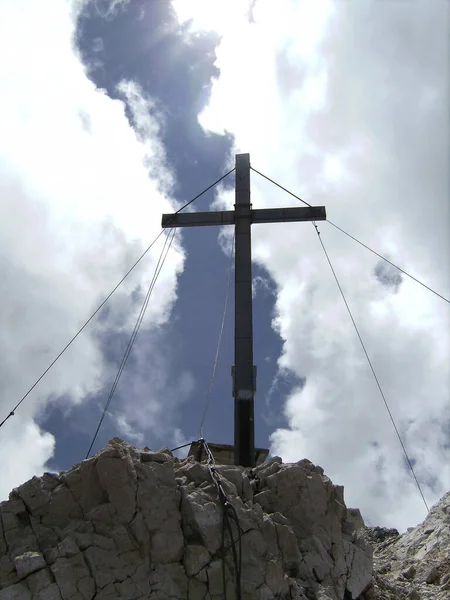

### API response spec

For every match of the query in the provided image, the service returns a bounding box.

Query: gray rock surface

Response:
[360,491,450,600]
[0,437,379,599]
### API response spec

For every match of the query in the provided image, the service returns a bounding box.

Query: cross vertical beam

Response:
[233,154,255,468]
[161,154,326,469]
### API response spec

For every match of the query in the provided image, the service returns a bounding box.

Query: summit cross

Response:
[162,154,326,467]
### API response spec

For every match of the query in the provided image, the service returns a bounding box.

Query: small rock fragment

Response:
[13,552,46,578]
[425,565,440,584]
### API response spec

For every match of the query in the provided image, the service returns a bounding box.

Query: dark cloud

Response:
[374,260,403,292]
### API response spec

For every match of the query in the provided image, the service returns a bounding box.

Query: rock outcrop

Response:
[361,490,450,600]
[0,438,373,599]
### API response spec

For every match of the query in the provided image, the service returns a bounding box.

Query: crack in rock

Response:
[2,438,445,600]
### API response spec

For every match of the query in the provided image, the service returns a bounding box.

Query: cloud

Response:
[0,419,56,493]
[373,260,403,292]
[74,0,130,21]
[0,0,185,498]
[172,0,450,530]
[252,275,274,299]
[102,326,196,451]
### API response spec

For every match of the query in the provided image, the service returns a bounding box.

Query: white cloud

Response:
[172,0,450,531]
[72,0,129,20]
[114,414,145,446]
[105,328,196,451]
[0,0,185,498]
[172,0,252,38]
[0,418,56,493]
[252,275,273,299]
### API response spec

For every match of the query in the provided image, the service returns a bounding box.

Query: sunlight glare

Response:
[172,0,252,36]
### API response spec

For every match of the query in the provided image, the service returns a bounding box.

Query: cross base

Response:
[188,441,269,467]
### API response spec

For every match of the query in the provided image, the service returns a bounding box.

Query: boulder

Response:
[0,438,378,599]
[12,553,46,579]
[361,490,450,600]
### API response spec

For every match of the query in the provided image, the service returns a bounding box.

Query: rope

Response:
[251,166,312,207]
[85,229,176,458]
[175,168,235,214]
[199,438,242,599]
[169,442,194,453]
[312,222,430,513]
[327,221,450,305]
[88,447,239,581]
[249,164,436,512]
[199,234,235,439]
[0,229,166,430]
[1,166,234,430]
[250,166,449,304]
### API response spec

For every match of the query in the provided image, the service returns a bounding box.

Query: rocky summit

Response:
[0,438,447,600]
[360,490,450,600]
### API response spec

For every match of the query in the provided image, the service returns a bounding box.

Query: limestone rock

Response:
[1,438,380,599]
[251,458,373,599]
[50,553,91,599]
[184,544,210,577]
[60,459,105,515]
[12,553,45,579]
[181,487,222,553]
[361,490,450,600]
[24,568,53,595]
[0,582,32,600]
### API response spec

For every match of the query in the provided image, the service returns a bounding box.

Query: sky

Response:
[0,0,448,534]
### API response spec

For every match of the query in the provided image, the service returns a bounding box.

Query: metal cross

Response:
[162,154,326,467]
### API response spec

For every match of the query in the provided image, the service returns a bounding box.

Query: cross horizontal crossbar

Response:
[161,153,327,468]
[161,205,326,228]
